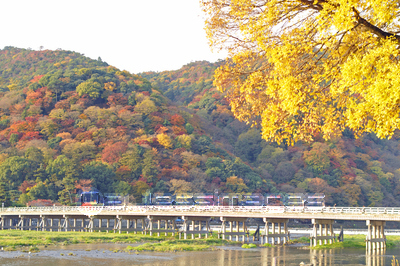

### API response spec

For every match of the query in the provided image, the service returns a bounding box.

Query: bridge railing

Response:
[2,206,400,216]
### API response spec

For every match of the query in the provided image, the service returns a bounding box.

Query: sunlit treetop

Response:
[201,0,400,145]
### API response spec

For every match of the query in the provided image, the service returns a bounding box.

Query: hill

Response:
[1,47,400,208]
[0,47,263,206]
[144,61,400,207]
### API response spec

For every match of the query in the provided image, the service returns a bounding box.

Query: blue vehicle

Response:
[79,191,104,206]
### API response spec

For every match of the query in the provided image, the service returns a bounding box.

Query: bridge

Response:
[1,205,399,251]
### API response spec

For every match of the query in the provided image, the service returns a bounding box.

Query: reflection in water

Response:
[365,249,386,266]
[0,244,398,266]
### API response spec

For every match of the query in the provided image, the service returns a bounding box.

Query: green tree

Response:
[0,156,36,192]
[119,146,143,180]
[142,149,159,184]
[185,123,194,134]
[82,161,115,194]
[76,80,103,99]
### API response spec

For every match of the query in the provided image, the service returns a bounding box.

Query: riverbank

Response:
[0,230,232,252]
[1,230,400,253]
[307,234,400,250]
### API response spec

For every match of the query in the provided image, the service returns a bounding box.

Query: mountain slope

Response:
[0,48,263,206]
[144,61,400,207]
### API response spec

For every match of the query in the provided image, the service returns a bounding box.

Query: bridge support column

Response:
[157,220,161,236]
[262,218,289,245]
[163,219,167,236]
[181,216,210,240]
[63,217,70,232]
[205,220,209,239]
[18,216,25,230]
[89,217,94,232]
[192,220,196,239]
[146,216,177,236]
[127,219,130,234]
[366,220,386,252]
[117,217,122,234]
[133,219,137,234]
[220,220,226,240]
[149,217,153,236]
[220,217,248,242]
[172,219,176,237]
[311,219,335,247]
[40,216,45,231]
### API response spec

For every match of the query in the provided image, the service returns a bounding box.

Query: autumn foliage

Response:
[0,47,399,208]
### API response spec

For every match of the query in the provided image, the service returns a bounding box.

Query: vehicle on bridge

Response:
[79,190,104,206]
[79,191,128,206]
[138,192,325,209]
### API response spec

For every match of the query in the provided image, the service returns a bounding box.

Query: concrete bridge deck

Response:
[1,206,399,221]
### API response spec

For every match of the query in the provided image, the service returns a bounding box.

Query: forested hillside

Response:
[1,47,400,208]
[0,47,263,206]
[143,61,400,207]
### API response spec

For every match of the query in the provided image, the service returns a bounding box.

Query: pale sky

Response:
[0,0,226,73]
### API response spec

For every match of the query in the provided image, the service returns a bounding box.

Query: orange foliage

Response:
[211,92,221,99]
[155,125,168,134]
[20,131,41,141]
[30,75,44,83]
[108,93,128,106]
[78,113,88,120]
[25,87,53,108]
[172,125,186,135]
[19,180,36,193]
[170,114,185,126]
[28,199,54,207]
[101,141,128,164]
[56,132,72,139]
[75,179,93,192]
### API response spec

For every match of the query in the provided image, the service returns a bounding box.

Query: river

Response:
[0,243,399,265]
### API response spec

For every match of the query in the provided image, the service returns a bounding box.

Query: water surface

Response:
[0,243,398,265]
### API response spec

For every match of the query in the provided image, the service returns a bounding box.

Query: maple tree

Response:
[202,0,400,144]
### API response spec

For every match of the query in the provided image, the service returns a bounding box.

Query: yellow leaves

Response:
[7,81,19,91]
[134,98,157,115]
[104,82,116,91]
[339,37,400,138]
[157,133,173,149]
[49,109,66,120]
[176,134,192,149]
[203,0,400,144]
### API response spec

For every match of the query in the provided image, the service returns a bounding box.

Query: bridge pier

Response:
[182,216,210,240]
[129,218,146,234]
[62,217,69,231]
[261,218,289,245]
[366,220,386,252]
[220,217,248,242]
[311,219,335,247]
[365,248,385,266]
[147,215,177,237]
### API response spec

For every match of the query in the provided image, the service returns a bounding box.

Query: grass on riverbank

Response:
[0,230,232,252]
[0,230,169,249]
[310,235,400,250]
[3,230,400,252]
[126,238,229,252]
